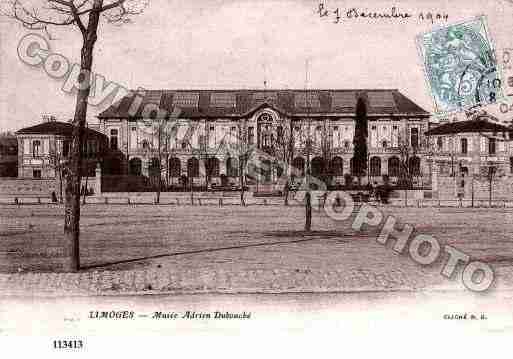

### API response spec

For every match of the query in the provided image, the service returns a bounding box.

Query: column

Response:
[95,162,102,195]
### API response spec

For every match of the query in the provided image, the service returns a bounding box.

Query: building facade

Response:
[98,89,431,190]
[16,119,107,179]
[425,114,513,200]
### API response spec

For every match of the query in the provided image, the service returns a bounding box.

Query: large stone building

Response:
[98,89,431,190]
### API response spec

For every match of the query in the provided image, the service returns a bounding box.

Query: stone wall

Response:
[0,176,100,198]
[435,175,513,200]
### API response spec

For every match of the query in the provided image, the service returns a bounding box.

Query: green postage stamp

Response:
[416,16,504,115]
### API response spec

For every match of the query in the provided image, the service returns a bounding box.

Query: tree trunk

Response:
[190,178,194,205]
[82,173,89,205]
[283,182,289,206]
[58,167,63,204]
[489,178,492,207]
[239,158,245,206]
[305,191,312,232]
[156,177,161,204]
[63,5,101,272]
[471,176,474,208]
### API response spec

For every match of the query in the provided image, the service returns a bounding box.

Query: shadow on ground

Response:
[81,230,361,271]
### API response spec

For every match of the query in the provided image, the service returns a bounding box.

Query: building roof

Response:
[426,115,512,136]
[98,89,430,119]
[16,121,107,139]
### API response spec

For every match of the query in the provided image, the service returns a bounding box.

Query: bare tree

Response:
[3,0,147,271]
[268,121,294,206]
[235,121,251,206]
[304,119,312,232]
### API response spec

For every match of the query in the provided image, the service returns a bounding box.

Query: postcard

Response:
[1,0,513,357]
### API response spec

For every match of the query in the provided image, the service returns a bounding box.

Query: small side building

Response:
[426,114,513,201]
[16,120,108,179]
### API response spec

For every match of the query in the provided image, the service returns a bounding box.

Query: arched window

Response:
[206,157,220,177]
[388,157,400,177]
[149,158,161,177]
[142,139,149,150]
[408,156,421,176]
[370,157,381,176]
[382,140,388,148]
[129,157,142,176]
[311,157,325,178]
[292,157,305,177]
[169,157,181,177]
[276,126,283,144]
[187,157,199,178]
[226,157,238,177]
[261,159,272,182]
[350,157,357,175]
[330,157,344,176]
[276,164,284,178]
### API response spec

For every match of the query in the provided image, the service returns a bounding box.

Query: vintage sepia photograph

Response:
[1,0,513,356]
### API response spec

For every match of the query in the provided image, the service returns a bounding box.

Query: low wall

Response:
[0,178,57,196]
[0,176,99,199]
[436,175,513,200]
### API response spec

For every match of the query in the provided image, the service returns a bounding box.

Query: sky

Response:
[1,0,513,131]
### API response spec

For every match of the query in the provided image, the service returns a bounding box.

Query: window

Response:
[393,125,398,130]
[344,141,350,149]
[62,140,70,157]
[370,157,381,176]
[172,92,200,107]
[210,126,215,131]
[371,125,376,130]
[333,126,338,131]
[437,137,443,151]
[461,138,468,154]
[110,129,118,150]
[33,169,41,178]
[32,140,41,157]
[142,140,149,149]
[211,92,236,108]
[248,126,254,145]
[510,157,513,174]
[388,157,400,177]
[277,126,283,143]
[410,128,419,148]
[489,138,496,155]
[294,93,320,108]
[131,126,137,131]
[382,140,388,148]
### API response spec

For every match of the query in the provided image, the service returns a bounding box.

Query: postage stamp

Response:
[416,16,504,115]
